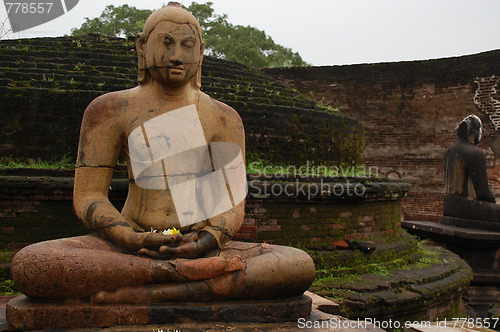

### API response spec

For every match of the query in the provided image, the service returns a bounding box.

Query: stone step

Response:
[0,63,137,81]
[0,67,298,99]
[0,35,134,48]
[310,242,473,319]
[0,53,137,69]
[1,70,133,83]
[0,71,310,106]
[0,66,281,91]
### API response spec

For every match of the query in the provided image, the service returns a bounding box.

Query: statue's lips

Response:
[168,66,184,74]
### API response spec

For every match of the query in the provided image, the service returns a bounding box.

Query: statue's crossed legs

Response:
[11,235,315,303]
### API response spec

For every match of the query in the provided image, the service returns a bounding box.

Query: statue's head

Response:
[456,114,483,144]
[136,2,205,89]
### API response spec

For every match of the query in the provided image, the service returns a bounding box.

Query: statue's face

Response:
[143,20,201,87]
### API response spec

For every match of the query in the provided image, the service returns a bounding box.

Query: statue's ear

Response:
[194,41,205,89]
[136,33,147,83]
[200,40,205,62]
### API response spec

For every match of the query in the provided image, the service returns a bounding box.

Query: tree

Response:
[71,2,308,68]
[71,5,152,38]
[186,2,307,68]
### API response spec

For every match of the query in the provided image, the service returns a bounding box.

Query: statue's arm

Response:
[202,100,246,246]
[469,149,496,203]
[201,201,245,246]
[73,94,181,251]
[73,94,123,231]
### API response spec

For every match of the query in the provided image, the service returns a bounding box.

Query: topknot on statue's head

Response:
[167,2,182,8]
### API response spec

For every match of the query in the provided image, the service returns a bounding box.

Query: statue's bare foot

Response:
[92,286,151,304]
[207,270,246,296]
[92,270,246,304]
[176,255,245,280]
[152,256,245,283]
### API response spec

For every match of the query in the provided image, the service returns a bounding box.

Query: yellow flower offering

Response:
[150,227,181,236]
[165,227,180,235]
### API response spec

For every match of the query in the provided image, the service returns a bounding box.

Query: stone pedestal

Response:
[441,216,500,232]
[403,220,500,317]
[6,295,312,330]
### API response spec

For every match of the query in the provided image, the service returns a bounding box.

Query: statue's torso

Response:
[112,88,238,232]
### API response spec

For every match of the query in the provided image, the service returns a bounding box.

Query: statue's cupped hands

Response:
[137,231,217,259]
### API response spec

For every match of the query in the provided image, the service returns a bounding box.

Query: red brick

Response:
[232,233,257,241]
[258,224,281,232]
[0,227,14,234]
[243,218,256,226]
[339,212,352,218]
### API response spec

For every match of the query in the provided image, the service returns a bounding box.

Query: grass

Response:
[0,155,377,178]
[0,248,17,296]
[0,279,19,296]
[41,73,56,82]
[0,154,75,169]
[317,103,340,114]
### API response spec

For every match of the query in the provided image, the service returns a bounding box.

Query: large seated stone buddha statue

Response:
[442,114,500,231]
[8,3,315,328]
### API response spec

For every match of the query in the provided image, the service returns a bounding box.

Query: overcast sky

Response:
[2,0,500,66]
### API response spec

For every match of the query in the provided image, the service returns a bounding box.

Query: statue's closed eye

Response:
[164,36,174,46]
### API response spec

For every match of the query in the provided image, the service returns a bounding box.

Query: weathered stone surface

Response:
[305,291,340,315]
[6,295,312,330]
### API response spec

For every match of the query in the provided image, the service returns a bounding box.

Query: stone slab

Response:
[402,220,500,243]
[305,291,340,315]
[6,294,312,330]
[0,307,384,332]
[441,216,500,232]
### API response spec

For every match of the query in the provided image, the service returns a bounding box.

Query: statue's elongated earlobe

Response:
[193,42,205,89]
[136,33,148,84]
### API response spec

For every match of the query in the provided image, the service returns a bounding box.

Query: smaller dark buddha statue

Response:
[442,114,500,230]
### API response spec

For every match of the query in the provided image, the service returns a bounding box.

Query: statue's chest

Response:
[128,104,207,161]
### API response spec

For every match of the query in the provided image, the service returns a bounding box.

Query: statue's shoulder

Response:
[200,92,242,123]
[83,88,137,121]
[449,141,487,165]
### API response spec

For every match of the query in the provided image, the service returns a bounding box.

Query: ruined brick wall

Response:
[265,50,500,221]
[0,171,408,249]
[238,198,401,245]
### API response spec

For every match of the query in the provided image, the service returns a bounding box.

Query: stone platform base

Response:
[403,220,500,317]
[402,220,500,245]
[441,216,500,232]
[6,294,312,330]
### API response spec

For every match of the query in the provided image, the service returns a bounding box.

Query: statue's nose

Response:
[170,47,184,65]
[171,57,184,65]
